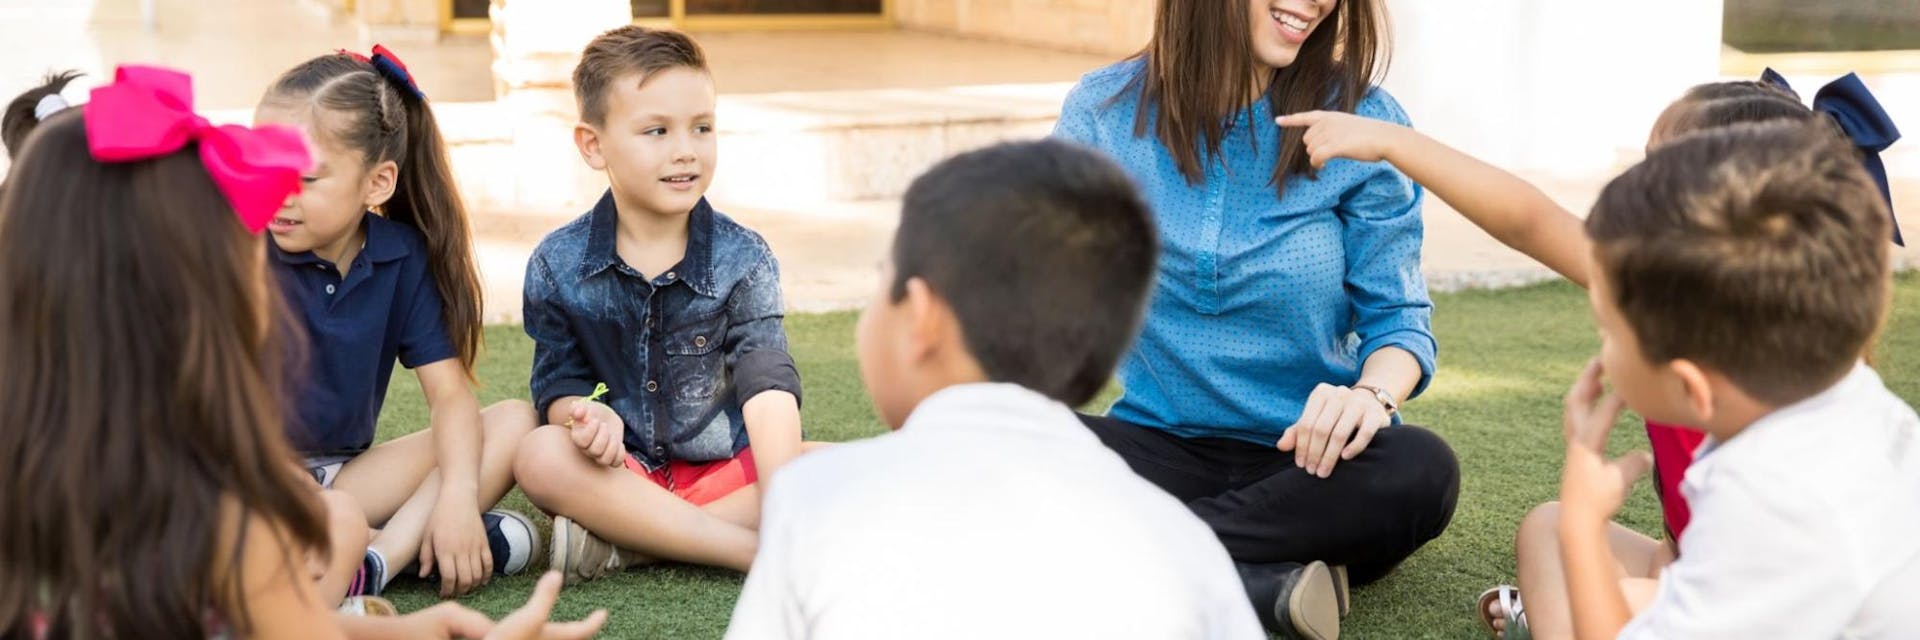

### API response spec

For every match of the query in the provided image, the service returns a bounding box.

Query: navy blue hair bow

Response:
[1762,67,1903,246]
[338,45,426,101]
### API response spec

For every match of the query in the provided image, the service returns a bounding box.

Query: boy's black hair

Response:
[890,139,1158,406]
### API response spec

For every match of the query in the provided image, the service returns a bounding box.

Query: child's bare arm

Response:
[219,510,347,640]
[413,359,489,596]
[1277,111,1594,287]
[1557,359,1652,639]
[743,390,803,485]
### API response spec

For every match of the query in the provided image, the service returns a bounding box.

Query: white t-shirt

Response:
[1621,364,1920,639]
[726,383,1264,640]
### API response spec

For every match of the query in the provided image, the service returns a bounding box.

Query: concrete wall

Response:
[346,0,444,43]
[893,0,1152,56]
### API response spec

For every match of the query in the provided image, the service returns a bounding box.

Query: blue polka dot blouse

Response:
[1053,58,1436,444]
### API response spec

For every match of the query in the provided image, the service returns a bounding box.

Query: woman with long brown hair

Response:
[0,65,603,640]
[1054,1,1459,637]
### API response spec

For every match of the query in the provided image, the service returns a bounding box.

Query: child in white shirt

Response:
[1555,120,1920,639]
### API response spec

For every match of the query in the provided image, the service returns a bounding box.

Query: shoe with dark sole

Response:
[1274,561,1341,640]
[345,550,387,597]
[394,509,544,586]
[484,509,542,576]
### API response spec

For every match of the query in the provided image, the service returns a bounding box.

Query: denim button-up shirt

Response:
[525,191,802,469]
[1054,59,1436,445]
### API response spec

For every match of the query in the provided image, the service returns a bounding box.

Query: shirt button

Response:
[665,271,677,280]
[315,265,326,271]
[325,284,335,295]
[693,336,707,348]
[646,380,659,392]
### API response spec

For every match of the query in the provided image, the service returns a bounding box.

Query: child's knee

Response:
[320,490,370,549]
[1516,501,1562,551]
[484,398,540,442]
[514,425,583,500]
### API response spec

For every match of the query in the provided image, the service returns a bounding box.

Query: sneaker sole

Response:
[492,509,544,577]
[1279,561,1341,640]
[550,515,579,585]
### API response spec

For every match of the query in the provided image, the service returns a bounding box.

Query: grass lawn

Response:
[370,274,1920,638]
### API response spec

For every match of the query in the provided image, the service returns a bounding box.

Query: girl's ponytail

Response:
[373,54,484,377]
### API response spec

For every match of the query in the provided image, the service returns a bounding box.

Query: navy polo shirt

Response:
[272,213,457,455]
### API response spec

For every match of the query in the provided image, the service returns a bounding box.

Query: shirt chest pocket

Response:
[664,309,729,404]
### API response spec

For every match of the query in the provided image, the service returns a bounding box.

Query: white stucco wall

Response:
[1382,0,1726,176]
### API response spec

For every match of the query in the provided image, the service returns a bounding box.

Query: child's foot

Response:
[485,509,542,576]
[1476,585,1528,640]
[346,549,388,597]
[336,595,397,616]
[549,515,634,585]
[1239,560,1341,639]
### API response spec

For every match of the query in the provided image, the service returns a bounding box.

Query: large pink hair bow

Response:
[85,65,311,234]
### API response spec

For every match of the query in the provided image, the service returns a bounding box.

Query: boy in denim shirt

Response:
[514,26,806,584]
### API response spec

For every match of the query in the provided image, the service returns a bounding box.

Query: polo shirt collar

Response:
[269,212,412,268]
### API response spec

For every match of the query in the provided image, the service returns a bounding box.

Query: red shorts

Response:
[624,447,758,506]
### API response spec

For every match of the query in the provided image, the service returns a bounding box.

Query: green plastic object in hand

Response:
[568,382,611,428]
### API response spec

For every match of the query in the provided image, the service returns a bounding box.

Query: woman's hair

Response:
[0,112,328,639]
[1132,0,1390,199]
[263,52,484,375]
[3,70,81,159]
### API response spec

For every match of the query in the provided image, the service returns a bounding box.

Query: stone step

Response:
[279,81,1075,217]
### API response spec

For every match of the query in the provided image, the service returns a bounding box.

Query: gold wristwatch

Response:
[1353,384,1398,416]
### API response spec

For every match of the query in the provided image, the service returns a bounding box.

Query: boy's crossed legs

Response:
[515,424,761,578]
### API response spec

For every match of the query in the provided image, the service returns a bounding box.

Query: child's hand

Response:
[485,572,611,639]
[1274,111,1407,169]
[569,398,626,468]
[1558,358,1653,530]
[420,499,491,598]
[389,601,495,639]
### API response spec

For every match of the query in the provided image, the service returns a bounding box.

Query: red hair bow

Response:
[85,65,311,234]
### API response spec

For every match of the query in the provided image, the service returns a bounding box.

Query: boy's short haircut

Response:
[573,25,707,126]
[1588,120,1890,405]
[891,139,1158,407]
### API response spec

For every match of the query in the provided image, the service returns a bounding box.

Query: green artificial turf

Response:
[369,274,1920,638]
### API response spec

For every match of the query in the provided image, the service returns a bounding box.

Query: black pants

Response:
[1080,414,1461,586]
